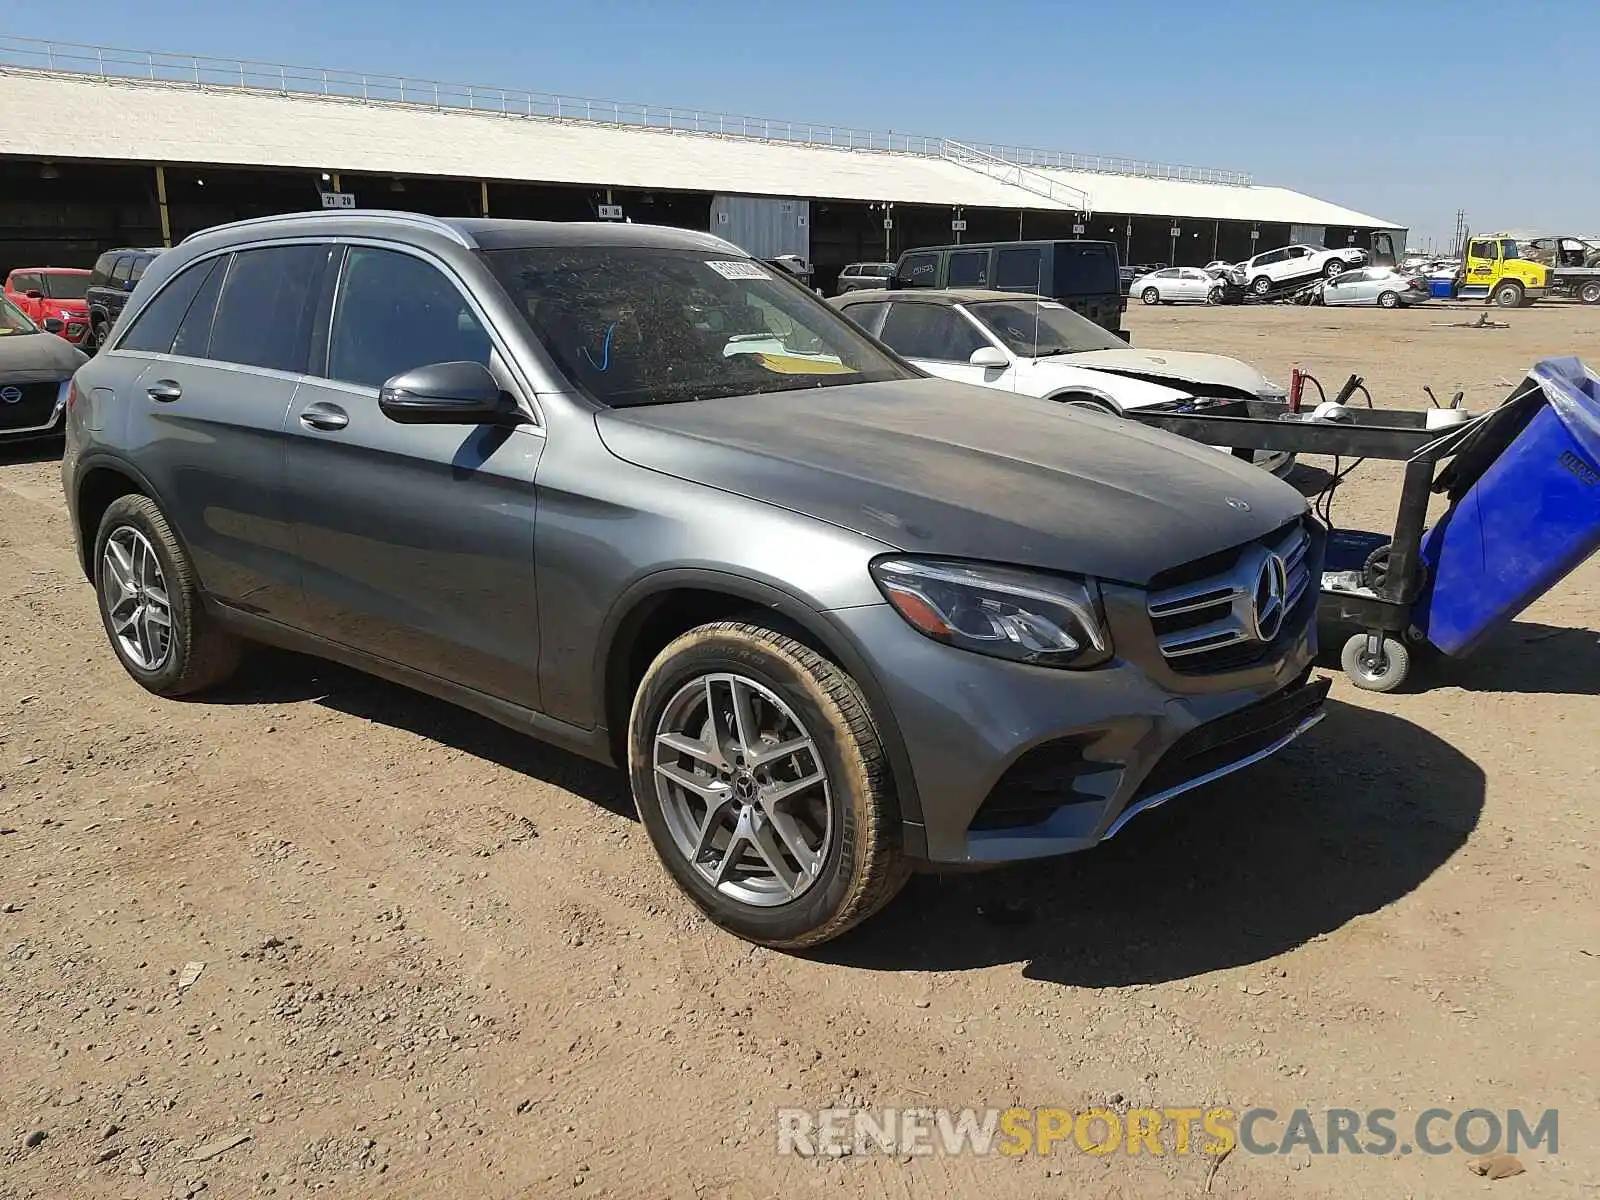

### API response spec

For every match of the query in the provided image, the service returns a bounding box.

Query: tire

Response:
[1141,287,1161,306]
[1251,276,1272,297]
[1580,280,1600,305]
[1324,258,1347,279]
[627,619,910,949]
[1207,286,1224,305]
[88,316,109,353]
[1056,393,1117,415]
[1341,633,1411,694]
[93,494,242,697]
[1377,291,1400,309]
[1492,282,1524,308]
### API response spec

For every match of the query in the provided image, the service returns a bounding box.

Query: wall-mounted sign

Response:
[598,204,624,220]
[320,192,356,209]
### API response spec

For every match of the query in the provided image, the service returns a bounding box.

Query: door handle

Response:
[298,401,349,432]
[146,379,182,403]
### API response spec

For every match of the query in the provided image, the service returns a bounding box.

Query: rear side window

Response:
[839,300,888,336]
[894,252,939,289]
[326,247,492,390]
[994,247,1043,290]
[1053,243,1119,296]
[879,303,988,362]
[117,258,221,354]
[946,250,989,287]
[207,245,330,373]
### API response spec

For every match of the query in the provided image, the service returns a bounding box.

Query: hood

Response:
[1065,348,1281,398]
[595,377,1306,586]
[0,330,87,382]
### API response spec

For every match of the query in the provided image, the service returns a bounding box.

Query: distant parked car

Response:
[834,262,894,293]
[1129,267,1225,305]
[0,293,87,445]
[85,248,163,350]
[4,268,92,346]
[832,288,1292,475]
[1319,267,1433,308]
[1229,244,1367,297]
[1202,260,1235,277]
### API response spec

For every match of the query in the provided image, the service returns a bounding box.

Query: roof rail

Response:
[178,208,476,248]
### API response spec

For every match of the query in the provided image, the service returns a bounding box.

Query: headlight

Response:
[870,557,1112,669]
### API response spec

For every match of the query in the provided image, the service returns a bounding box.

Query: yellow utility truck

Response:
[1457,232,1600,307]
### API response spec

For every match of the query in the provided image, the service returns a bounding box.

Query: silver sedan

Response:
[1129,266,1225,305]
[1320,267,1432,308]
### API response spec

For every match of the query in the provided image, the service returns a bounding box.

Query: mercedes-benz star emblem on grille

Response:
[0,387,21,405]
[1250,552,1289,642]
[1225,496,1250,512]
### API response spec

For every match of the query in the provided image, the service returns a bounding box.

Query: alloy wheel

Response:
[652,672,832,907]
[101,526,173,671]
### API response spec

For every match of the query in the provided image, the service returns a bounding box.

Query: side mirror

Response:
[378,360,518,425]
[969,346,1010,370]
[25,290,44,300]
[123,279,137,292]
[42,318,65,334]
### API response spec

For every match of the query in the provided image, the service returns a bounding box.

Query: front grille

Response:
[0,381,64,432]
[1132,669,1327,802]
[970,737,1116,831]
[1146,520,1314,675]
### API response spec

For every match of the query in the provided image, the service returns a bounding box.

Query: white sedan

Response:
[1129,266,1225,305]
[831,288,1293,476]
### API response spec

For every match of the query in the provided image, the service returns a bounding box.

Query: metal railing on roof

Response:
[0,35,1254,188]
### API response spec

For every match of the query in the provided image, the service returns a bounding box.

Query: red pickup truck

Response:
[3,268,92,345]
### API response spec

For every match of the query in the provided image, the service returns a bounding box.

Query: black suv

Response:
[85,248,163,350]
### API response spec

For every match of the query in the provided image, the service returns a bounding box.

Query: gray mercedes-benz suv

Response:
[62,211,1327,948]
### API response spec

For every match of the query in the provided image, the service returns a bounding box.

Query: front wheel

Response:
[1252,276,1272,297]
[1492,282,1524,308]
[1341,632,1411,693]
[1207,286,1225,305]
[1324,259,1347,279]
[1377,290,1400,309]
[628,620,910,948]
[1141,287,1161,306]
[1579,280,1600,305]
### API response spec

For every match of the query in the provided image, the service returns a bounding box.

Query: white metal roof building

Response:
[0,38,1403,282]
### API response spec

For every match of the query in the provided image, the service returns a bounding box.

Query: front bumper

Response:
[828,563,1324,864]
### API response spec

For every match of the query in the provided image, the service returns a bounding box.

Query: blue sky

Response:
[9,0,1597,243]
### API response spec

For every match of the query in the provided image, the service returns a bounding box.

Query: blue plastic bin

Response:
[1427,277,1456,300]
[1417,357,1600,655]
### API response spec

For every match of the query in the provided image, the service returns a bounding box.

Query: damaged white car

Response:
[831,288,1295,476]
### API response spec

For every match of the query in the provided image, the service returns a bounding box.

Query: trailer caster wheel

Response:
[1342,633,1411,693]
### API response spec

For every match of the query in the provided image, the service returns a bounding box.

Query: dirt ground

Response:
[2,301,1597,1200]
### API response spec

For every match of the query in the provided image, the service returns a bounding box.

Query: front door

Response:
[283,244,544,707]
[878,301,1011,389]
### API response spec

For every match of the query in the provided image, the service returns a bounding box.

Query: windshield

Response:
[43,273,89,300]
[0,295,38,335]
[967,299,1127,358]
[485,245,914,407]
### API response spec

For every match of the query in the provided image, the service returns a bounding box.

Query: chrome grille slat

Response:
[1147,522,1314,674]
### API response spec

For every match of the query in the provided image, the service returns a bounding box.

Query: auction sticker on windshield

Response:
[705,260,771,281]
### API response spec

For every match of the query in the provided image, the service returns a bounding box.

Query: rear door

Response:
[109,244,330,622]
[283,243,544,706]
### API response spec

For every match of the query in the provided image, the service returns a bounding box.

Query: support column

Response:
[331,173,341,192]
[480,180,490,217]
[1212,220,1221,260]
[155,166,172,248]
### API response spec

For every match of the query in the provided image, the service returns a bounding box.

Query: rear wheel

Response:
[1377,290,1400,309]
[628,620,910,948]
[1141,287,1161,306]
[93,494,243,697]
[1492,281,1524,308]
